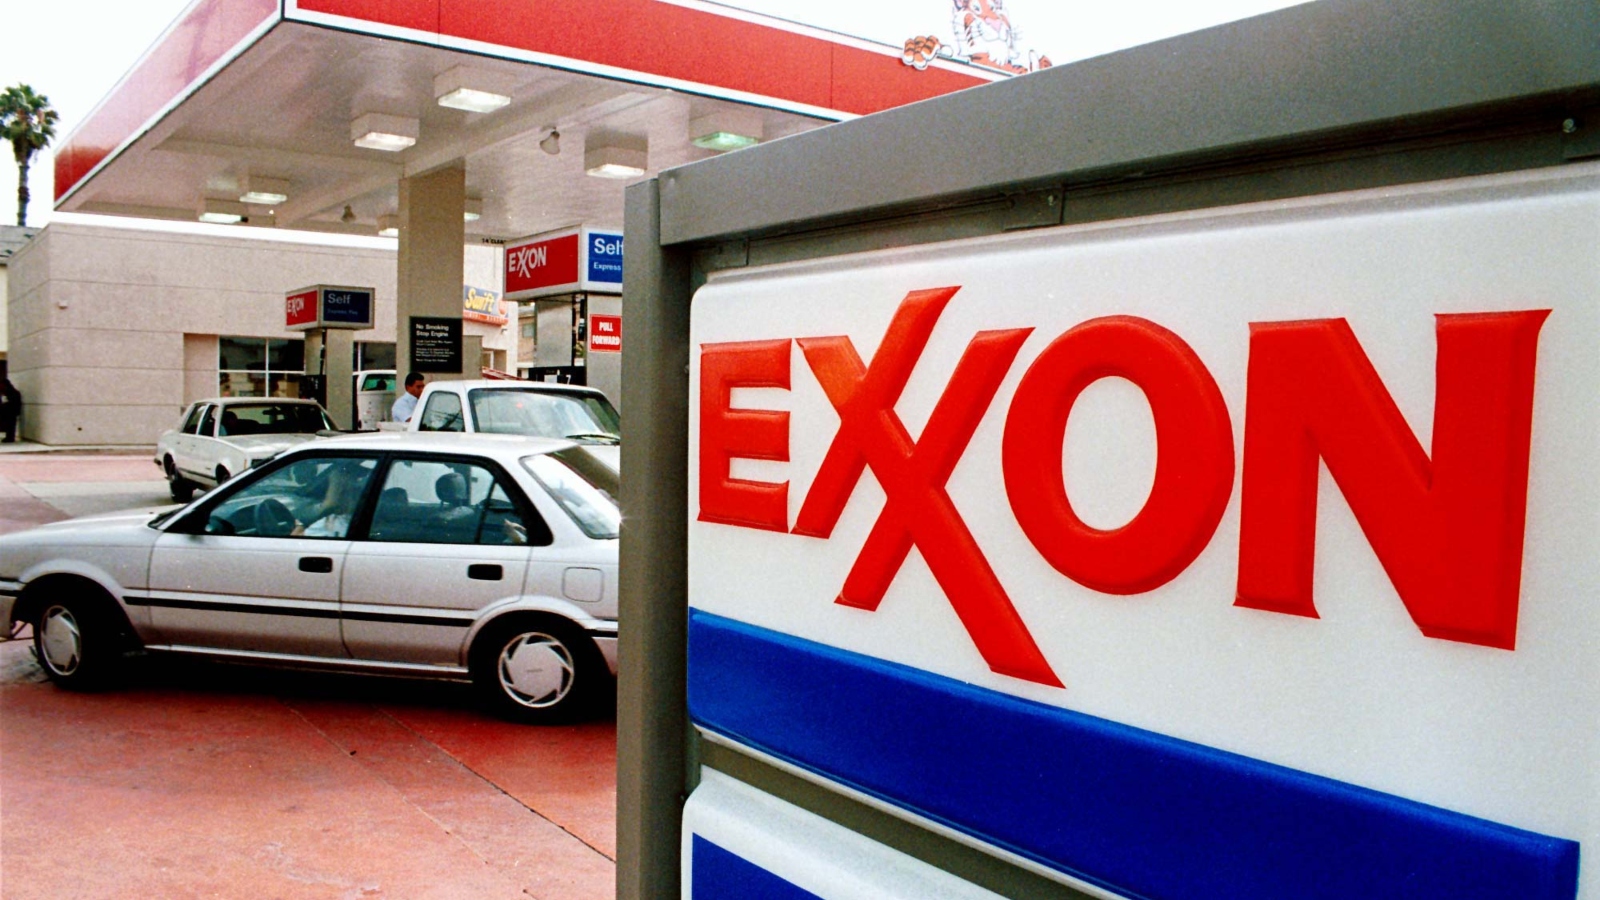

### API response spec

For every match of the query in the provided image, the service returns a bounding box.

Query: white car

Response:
[156,398,336,501]
[410,381,619,441]
[3,433,620,723]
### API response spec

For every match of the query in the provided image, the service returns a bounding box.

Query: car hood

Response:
[18,507,177,535]
[226,433,321,455]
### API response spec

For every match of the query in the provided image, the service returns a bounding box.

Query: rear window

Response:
[471,389,620,442]
[522,448,620,540]
[218,403,332,436]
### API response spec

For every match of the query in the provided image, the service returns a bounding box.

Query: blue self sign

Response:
[587,231,624,288]
[321,288,373,326]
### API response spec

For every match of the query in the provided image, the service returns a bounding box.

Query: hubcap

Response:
[497,633,574,708]
[40,606,83,676]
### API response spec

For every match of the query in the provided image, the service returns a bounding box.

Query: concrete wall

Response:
[6,222,510,446]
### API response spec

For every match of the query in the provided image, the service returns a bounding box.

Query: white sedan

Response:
[155,398,336,501]
[2,433,620,723]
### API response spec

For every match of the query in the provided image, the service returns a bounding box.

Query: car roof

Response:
[198,397,322,406]
[425,380,608,397]
[283,431,578,460]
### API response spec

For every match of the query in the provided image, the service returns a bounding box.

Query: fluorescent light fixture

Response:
[434,66,514,113]
[584,145,647,180]
[463,197,483,222]
[198,198,246,224]
[691,110,763,152]
[351,113,419,151]
[238,175,289,205]
[438,87,511,113]
[377,214,400,238]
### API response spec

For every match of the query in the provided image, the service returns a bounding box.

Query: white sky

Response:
[0,0,1310,228]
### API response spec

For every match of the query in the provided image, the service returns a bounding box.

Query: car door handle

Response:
[299,556,334,574]
[468,564,502,581]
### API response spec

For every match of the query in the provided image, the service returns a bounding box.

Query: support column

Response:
[324,330,355,428]
[397,163,466,379]
[617,177,692,900]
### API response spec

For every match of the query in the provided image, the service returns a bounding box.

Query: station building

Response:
[10,0,999,445]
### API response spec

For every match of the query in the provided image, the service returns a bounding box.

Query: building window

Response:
[219,337,305,398]
[521,321,536,338]
[356,341,396,371]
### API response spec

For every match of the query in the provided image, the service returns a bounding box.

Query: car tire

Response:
[32,588,129,691]
[469,616,606,724]
[164,456,194,503]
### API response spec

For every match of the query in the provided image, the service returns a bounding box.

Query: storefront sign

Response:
[409,316,462,373]
[463,285,508,326]
[284,284,375,330]
[686,174,1595,900]
[505,226,624,300]
[589,314,621,352]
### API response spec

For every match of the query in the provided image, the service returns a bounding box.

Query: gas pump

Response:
[284,285,374,430]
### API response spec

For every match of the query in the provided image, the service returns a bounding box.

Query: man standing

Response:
[391,372,424,424]
[0,379,21,443]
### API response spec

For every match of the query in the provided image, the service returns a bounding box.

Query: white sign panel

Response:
[682,768,1006,900]
[686,165,1600,899]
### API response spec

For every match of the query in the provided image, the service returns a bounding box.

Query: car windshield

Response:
[218,403,331,436]
[522,448,620,540]
[469,389,620,442]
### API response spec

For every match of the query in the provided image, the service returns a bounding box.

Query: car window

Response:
[367,457,550,546]
[522,450,620,540]
[218,403,332,436]
[418,393,465,432]
[181,404,206,435]
[469,389,620,441]
[199,406,218,437]
[202,456,378,539]
[361,374,395,391]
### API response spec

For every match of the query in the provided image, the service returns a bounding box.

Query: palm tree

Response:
[0,85,59,227]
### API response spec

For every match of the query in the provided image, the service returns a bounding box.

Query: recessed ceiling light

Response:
[198,198,246,224]
[691,110,763,152]
[377,214,400,238]
[351,113,419,152]
[438,87,511,113]
[434,66,514,113]
[238,175,290,205]
[584,145,647,180]
[464,197,483,222]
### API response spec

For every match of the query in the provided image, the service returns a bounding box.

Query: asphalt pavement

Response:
[0,452,617,899]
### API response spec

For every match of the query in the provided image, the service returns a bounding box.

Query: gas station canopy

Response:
[54,0,997,239]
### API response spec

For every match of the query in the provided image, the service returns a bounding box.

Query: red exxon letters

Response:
[697,288,1550,686]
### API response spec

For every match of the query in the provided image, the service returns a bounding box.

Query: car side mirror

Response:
[205,515,236,536]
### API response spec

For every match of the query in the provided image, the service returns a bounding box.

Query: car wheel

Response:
[164,456,194,503]
[32,591,126,690]
[470,616,606,724]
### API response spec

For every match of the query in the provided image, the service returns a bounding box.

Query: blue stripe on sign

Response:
[692,835,824,900]
[687,610,1580,900]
